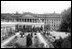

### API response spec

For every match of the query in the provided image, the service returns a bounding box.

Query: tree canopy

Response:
[59,7,71,32]
[44,24,50,31]
[54,7,71,48]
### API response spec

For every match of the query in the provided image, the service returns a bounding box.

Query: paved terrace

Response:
[1,32,20,48]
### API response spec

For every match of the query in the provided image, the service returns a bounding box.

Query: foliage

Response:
[59,7,71,32]
[44,24,50,31]
[52,35,71,48]
[61,35,71,48]
[55,7,71,48]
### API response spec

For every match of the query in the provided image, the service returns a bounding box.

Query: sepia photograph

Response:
[1,1,71,48]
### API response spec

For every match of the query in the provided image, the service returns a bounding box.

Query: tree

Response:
[44,24,50,31]
[59,7,71,32]
[53,7,71,48]
[40,26,43,31]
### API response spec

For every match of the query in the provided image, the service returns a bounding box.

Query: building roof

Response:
[36,13,61,18]
[1,12,62,20]
[21,14,38,19]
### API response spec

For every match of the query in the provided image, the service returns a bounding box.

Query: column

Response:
[26,19,27,22]
[21,19,22,22]
[23,19,25,22]
[34,19,35,22]
[24,19,25,22]
[32,19,33,22]
[19,19,20,22]
[33,19,34,22]
[22,19,24,22]
[21,19,23,22]
[12,19,14,22]
[33,19,35,22]
[24,19,26,22]
[28,19,30,22]
[35,19,36,23]
[29,19,30,22]
[27,19,28,22]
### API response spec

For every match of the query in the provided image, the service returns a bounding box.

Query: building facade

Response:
[1,12,62,30]
[36,13,62,30]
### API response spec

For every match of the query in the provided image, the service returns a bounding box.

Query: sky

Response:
[1,1,71,14]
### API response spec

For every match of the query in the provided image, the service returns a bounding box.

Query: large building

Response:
[1,12,62,30]
[37,12,62,30]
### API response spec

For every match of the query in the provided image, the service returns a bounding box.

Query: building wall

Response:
[38,15,62,30]
[1,13,62,31]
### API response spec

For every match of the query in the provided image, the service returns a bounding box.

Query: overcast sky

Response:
[1,1,71,14]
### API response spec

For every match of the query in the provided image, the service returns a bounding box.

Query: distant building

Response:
[1,12,62,30]
[36,12,62,30]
